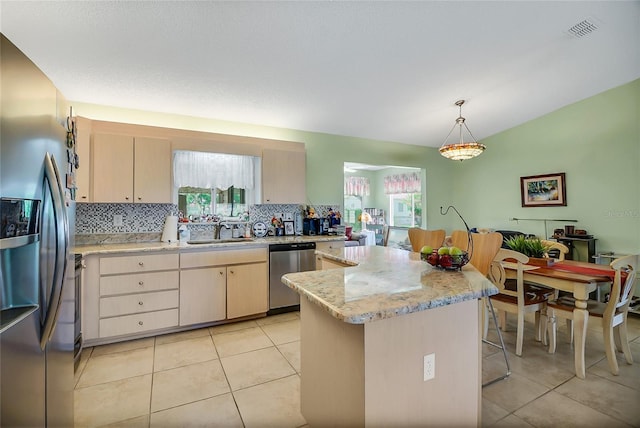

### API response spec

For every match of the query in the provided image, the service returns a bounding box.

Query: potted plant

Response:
[504,235,553,266]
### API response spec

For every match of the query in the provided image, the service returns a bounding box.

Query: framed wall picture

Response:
[520,172,566,207]
[283,221,295,236]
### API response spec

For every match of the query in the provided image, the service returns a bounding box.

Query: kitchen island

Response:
[282,245,498,427]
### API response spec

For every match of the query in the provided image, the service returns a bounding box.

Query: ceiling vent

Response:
[567,18,599,38]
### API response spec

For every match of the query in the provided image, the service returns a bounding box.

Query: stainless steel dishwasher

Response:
[269,242,316,314]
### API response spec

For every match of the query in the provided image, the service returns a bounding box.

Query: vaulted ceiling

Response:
[2,1,638,147]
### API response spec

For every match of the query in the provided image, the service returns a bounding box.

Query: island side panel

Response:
[364,299,480,426]
[300,298,365,427]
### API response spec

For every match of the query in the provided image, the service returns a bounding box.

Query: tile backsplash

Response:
[76,202,342,244]
[75,203,177,234]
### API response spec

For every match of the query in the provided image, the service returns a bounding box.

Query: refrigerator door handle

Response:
[39,153,69,350]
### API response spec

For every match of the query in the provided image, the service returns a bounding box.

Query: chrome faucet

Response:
[213,222,231,240]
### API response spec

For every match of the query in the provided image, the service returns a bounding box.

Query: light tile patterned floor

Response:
[74,311,640,427]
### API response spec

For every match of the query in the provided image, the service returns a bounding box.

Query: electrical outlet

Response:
[423,353,435,381]
[113,214,123,226]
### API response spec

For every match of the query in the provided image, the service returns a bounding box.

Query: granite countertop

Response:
[74,235,344,255]
[282,246,498,324]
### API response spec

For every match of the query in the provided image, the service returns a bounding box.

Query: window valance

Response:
[173,151,255,190]
[384,172,421,194]
[345,177,370,196]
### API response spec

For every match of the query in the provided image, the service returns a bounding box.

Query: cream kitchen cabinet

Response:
[179,267,226,326]
[83,251,180,344]
[315,240,344,252]
[262,149,306,204]
[227,262,268,319]
[75,116,92,201]
[180,247,268,323]
[92,133,172,203]
[315,240,346,269]
[134,136,172,203]
[317,256,351,270]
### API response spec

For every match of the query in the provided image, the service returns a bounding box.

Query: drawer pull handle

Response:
[138,197,142,200]
[229,270,234,274]
[138,321,143,326]
[139,262,144,266]
[138,281,144,285]
[125,197,130,200]
[138,301,144,306]
[219,271,224,275]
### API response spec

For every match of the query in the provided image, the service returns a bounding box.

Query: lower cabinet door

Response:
[179,268,227,326]
[227,262,268,319]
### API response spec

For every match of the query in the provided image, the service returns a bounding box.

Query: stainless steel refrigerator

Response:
[0,34,75,427]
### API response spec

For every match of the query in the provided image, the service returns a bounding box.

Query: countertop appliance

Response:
[303,218,328,236]
[269,242,316,313]
[0,34,75,426]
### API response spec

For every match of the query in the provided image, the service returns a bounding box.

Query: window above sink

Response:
[173,151,261,222]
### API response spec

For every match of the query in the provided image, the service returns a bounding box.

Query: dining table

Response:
[503,259,615,379]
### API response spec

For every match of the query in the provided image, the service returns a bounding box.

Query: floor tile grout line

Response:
[229,372,301,394]
[273,339,299,374]
[73,346,94,390]
[145,336,156,427]
[482,336,639,427]
[74,313,639,427]
[546,376,638,427]
[212,337,245,428]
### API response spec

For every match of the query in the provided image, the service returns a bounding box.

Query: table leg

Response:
[572,300,589,379]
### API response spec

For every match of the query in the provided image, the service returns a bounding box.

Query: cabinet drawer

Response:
[181,247,267,269]
[100,289,179,318]
[99,253,179,275]
[100,271,179,296]
[316,240,345,252]
[99,308,178,338]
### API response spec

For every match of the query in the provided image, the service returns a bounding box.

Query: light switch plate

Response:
[113,214,123,226]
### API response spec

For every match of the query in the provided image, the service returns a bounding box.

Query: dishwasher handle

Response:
[269,242,316,252]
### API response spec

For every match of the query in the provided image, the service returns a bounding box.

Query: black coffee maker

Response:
[303,218,326,235]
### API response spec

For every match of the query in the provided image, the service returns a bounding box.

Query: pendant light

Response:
[439,100,486,161]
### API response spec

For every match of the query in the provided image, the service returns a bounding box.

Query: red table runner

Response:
[551,262,625,284]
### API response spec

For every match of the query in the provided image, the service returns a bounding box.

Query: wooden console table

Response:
[554,236,597,262]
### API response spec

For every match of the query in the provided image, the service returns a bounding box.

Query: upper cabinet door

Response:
[262,149,306,204]
[134,137,172,203]
[75,117,92,202]
[92,133,134,203]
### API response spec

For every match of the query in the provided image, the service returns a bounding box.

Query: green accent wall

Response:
[73,78,639,254]
[449,79,639,255]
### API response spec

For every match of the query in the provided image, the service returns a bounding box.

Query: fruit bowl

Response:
[422,249,469,271]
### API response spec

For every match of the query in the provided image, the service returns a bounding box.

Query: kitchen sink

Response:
[187,238,254,244]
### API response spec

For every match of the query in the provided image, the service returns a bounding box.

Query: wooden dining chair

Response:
[450,229,470,252]
[468,232,504,276]
[489,249,555,356]
[546,254,638,375]
[463,231,511,387]
[469,231,503,335]
[407,228,445,252]
[540,239,569,261]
